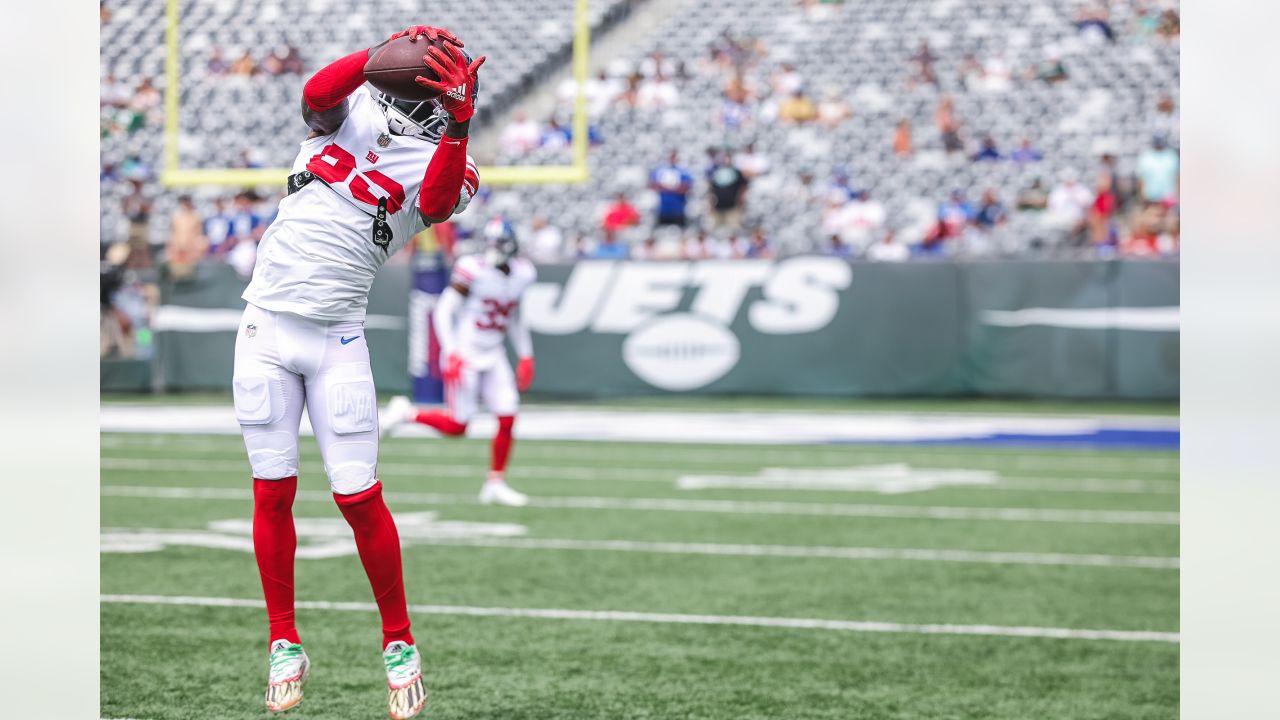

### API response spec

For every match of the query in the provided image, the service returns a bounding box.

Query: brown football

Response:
[364,35,445,102]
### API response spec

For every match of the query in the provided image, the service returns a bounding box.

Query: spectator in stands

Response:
[616,72,643,109]
[936,96,964,154]
[203,197,233,256]
[1031,47,1069,84]
[684,228,730,260]
[121,180,152,269]
[1009,137,1044,165]
[907,40,939,89]
[637,70,679,110]
[207,46,229,76]
[957,53,985,91]
[166,195,207,280]
[707,150,749,232]
[1132,2,1161,41]
[1136,136,1179,205]
[100,71,128,108]
[816,89,852,128]
[499,109,542,156]
[230,50,257,76]
[936,190,975,241]
[262,49,286,76]
[129,77,161,126]
[742,227,775,259]
[603,192,642,233]
[972,136,1002,162]
[1148,94,1179,149]
[1016,178,1050,211]
[893,118,913,157]
[231,148,264,169]
[100,0,110,24]
[717,81,754,129]
[825,235,854,258]
[771,62,804,97]
[778,89,818,124]
[1088,173,1118,246]
[1157,8,1180,40]
[640,49,677,79]
[591,229,630,259]
[541,117,573,150]
[648,151,694,227]
[866,231,910,262]
[823,167,857,204]
[734,141,771,179]
[836,189,887,252]
[1045,171,1093,244]
[974,188,1008,230]
[525,214,565,263]
[981,52,1014,93]
[1124,202,1176,256]
[1075,2,1116,43]
[229,191,264,246]
[282,46,305,75]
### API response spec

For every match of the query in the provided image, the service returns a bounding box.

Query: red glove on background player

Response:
[516,357,535,392]
[416,44,487,123]
[442,353,465,384]
[387,25,464,48]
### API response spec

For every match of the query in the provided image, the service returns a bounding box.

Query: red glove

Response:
[442,353,465,383]
[387,25,464,48]
[416,44,487,123]
[516,357,535,392]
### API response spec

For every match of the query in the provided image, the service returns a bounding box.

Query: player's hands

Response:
[442,353,465,383]
[416,44,486,123]
[387,25,464,48]
[516,356,535,392]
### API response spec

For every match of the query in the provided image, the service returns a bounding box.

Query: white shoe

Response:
[265,639,310,713]
[479,481,529,507]
[381,396,414,439]
[383,641,428,719]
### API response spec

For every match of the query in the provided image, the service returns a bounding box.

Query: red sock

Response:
[491,415,516,478]
[253,477,300,645]
[334,482,414,647]
[413,409,468,436]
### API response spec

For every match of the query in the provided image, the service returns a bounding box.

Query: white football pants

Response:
[445,353,520,424]
[232,303,379,495]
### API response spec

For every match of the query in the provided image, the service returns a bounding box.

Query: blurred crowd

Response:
[484,0,1179,262]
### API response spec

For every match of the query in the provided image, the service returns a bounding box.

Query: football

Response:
[363,34,445,102]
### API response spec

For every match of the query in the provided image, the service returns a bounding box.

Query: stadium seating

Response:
[101,0,1178,257]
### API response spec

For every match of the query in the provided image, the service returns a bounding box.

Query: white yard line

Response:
[100,456,1178,495]
[100,433,1179,474]
[101,484,1179,525]
[99,594,1179,643]
[100,525,1177,569]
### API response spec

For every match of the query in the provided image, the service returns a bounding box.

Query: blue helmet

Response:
[482,218,519,265]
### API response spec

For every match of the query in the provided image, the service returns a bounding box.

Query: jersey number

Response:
[476,299,516,332]
[306,144,406,213]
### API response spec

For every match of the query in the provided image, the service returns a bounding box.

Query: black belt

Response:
[286,171,393,254]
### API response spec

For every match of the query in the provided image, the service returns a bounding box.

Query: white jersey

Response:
[448,255,537,367]
[244,86,469,321]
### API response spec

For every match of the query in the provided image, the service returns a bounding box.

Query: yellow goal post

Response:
[161,0,590,187]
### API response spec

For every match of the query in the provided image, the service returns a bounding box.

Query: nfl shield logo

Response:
[377,133,391,148]
[245,323,257,338]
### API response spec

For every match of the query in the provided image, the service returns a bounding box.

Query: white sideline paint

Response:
[677,464,999,494]
[99,594,1179,643]
[982,307,1180,332]
[100,405,1178,447]
[100,523,1177,569]
[101,485,1180,525]
[101,456,1178,495]
[100,433,1180,475]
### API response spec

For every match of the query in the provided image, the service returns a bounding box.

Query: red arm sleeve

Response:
[418,136,469,221]
[302,49,369,112]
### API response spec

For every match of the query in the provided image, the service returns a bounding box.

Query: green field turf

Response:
[101,431,1178,719]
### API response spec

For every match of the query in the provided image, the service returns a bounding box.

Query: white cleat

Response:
[381,395,414,439]
[265,639,310,713]
[479,481,529,507]
[384,641,428,720]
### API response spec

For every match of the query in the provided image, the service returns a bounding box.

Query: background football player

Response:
[384,219,537,507]
[233,25,482,719]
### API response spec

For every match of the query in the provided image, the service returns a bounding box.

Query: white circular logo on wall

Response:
[622,313,741,391]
